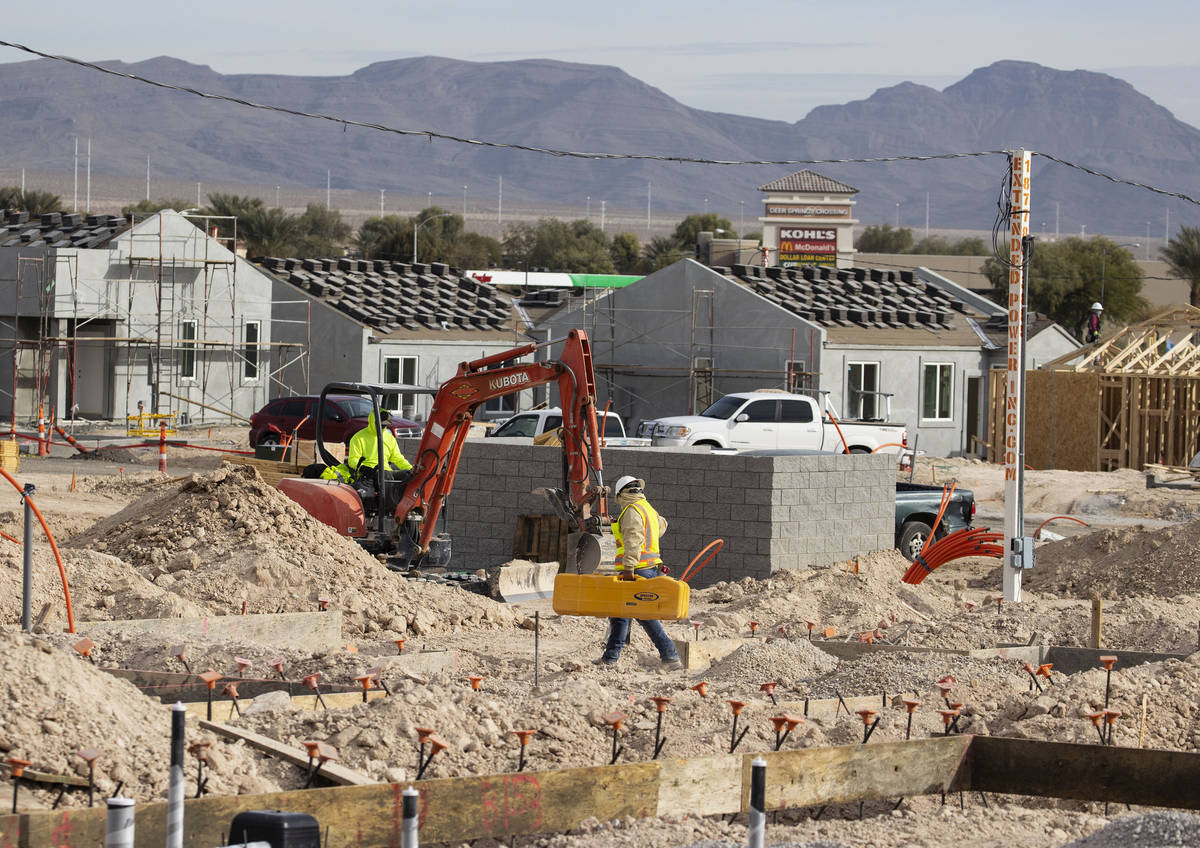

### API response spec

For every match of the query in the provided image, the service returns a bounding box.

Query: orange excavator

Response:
[278,329,608,571]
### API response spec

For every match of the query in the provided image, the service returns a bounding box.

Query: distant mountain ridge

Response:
[0,55,1195,233]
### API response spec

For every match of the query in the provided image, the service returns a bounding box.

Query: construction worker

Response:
[596,476,682,668]
[321,409,412,483]
[1085,302,1104,343]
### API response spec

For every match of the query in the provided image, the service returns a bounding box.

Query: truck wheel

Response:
[258,434,280,447]
[848,446,870,454]
[693,440,721,448]
[898,520,933,561]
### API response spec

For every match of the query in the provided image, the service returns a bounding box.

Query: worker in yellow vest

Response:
[596,476,682,668]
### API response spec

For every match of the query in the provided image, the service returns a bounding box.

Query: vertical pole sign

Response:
[1003,149,1032,602]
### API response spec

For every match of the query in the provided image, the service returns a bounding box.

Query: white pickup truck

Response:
[485,408,651,447]
[647,391,907,453]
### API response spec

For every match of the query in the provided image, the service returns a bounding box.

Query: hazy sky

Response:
[4,0,1199,127]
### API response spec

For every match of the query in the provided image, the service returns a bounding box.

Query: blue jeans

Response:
[601,566,680,663]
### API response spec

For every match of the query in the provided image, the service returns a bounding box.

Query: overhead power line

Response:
[2,38,1199,211]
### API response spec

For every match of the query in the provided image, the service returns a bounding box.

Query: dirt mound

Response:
[1064,812,1200,847]
[693,550,954,638]
[66,464,519,636]
[802,650,1025,700]
[0,546,207,629]
[0,630,289,809]
[1027,520,1200,599]
[705,639,838,689]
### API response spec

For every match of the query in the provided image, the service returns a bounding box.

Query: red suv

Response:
[248,395,420,447]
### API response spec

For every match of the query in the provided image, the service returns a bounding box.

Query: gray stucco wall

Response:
[270,277,364,395]
[538,261,825,434]
[400,438,894,586]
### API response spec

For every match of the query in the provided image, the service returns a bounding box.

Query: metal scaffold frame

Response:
[7,212,311,430]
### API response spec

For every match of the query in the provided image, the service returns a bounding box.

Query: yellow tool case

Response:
[552,573,690,620]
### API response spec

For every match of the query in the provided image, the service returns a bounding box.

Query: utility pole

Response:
[462,185,468,219]
[739,201,745,237]
[497,177,502,225]
[145,154,150,201]
[1003,149,1033,604]
[380,189,385,216]
[646,182,652,233]
[586,196,590,221]
[1166,208,1171,244]
[73,137,78,212]
[85,138,91,213]
[326,171,331,209]
[196,182,201,207]
[924,192,929,239]
[600,200,606,232]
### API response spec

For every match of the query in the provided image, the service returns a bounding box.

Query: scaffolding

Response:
[6,211,310,430]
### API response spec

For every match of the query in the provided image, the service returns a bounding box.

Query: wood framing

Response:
[988,306,1200,470]
[8,736,1200,846]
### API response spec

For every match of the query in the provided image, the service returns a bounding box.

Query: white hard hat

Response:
[614,475,645,494]
[1091,302,1103,311]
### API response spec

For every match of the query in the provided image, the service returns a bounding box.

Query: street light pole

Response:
[414,212,455,264]
[1100,241,1140,304]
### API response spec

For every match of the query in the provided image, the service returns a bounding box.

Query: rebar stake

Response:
[1022,662,1043,692]
[198,671,222,721]
[650,697,672,759]
[513,730,537,772]
[1085,711,1107,744]
[902,699,920,740]
[833,688,850,717]
[603,713,626,765]
[856,710,879,744]
[728,701,749,753]
[760,682,778,705]
[1099,656,1118,708]
[76,749,100,808]
[303,674,327,710]
[7,759,30,814]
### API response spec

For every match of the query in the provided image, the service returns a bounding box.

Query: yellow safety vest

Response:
[613,499,663,570]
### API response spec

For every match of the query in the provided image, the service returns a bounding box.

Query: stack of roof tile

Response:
[721,264,966,330]
[0,210,129,249]
[258,257,512,334]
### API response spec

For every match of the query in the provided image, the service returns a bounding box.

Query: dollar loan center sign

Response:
[778,227,837,267]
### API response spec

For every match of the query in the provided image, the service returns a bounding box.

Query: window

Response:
[179,320,197,381]
[847,361,880,420]
[700,396,745,420]
[493,415,538,438]
[382,355,418,414]
[743,400,777,422]
[922,363,954,421]
[279,399,307,417]
[602,416,624,438]
[780,399,813,423]
[243,320,260,382]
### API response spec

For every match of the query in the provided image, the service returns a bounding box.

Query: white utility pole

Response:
[73,137,78,211]
[924,192,930,238]
[600,200,606,232]
[462,185,468,219]
[326,171,331,209]
[586,196,590,221]
[1166,208,1171,244]
[145,154,150,200]
[646,182,652,232]
[1003,149,1033,603]
[196,182,201,207]
[275,186,281,207]
[85,138,91,213]
[20,168,25,194]
[380,189,385,216]
[497,177,502,225]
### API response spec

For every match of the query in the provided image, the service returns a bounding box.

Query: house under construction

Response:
[988,305,1200,471]
[0,209,308,427]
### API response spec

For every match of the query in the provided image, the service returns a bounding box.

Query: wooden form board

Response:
[13,736,1200,846]
[513,513,569,564]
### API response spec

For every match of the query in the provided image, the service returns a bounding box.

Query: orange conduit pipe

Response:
[902,526,1004,585]
[870,442,908,454]
[823,409,850,454]
[680,539,724,583]
[1034,515,1089,540]
[926,482,957,541]
[0,467,74,632]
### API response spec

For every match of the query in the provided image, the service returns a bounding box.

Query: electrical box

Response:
[1010,535,1036,570]
[228,810,320,848]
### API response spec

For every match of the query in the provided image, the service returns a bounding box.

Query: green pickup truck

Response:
[895,482,976,560]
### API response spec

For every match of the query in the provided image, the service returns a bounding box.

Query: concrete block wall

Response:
[399,439,894,587]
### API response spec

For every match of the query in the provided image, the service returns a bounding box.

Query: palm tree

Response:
[239,207,300,257]
[0,186,62,215]
[1162,226,1200,306]
[642,235,685,271]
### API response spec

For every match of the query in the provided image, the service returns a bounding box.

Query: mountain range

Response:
[0,55,1197,234]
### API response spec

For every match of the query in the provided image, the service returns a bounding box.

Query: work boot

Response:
[661,658,682,670]
[593,656,617,666]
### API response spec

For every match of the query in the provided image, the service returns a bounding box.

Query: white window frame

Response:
[846,361,880,420]
[179,319,197,382]
[242,320,261,383]
[382,354,418,414]
[921,362,954,422]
